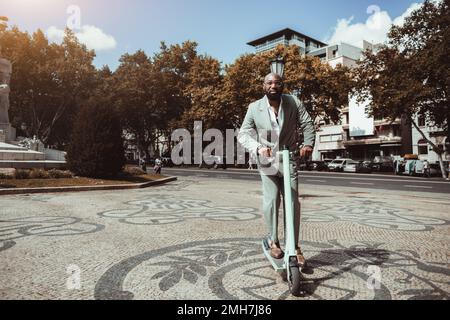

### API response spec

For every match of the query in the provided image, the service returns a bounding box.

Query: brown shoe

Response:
[269,240,284,259]
[295,247,307,267]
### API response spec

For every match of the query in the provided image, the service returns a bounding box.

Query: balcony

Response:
[318,140,345,151]
[426,125,446,134]
[343,136,402,146]
[373,119,401,126]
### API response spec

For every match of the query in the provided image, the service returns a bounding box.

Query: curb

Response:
[0,176,177,196]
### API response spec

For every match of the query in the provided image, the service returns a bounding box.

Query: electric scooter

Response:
[262,146,304,297]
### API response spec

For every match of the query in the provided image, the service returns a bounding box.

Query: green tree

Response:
[46,29,97,146]
[66,96,125,178]
[0,26,96,147]
[113,50,168,160]
[222,52,269,128]
[355,0,449,177]
[152,41,200,154]
[153,41,199,123]
[181,54,226,130]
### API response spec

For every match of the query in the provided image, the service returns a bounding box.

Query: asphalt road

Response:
[162,167,450,194]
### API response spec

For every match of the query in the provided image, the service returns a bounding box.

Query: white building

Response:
[412,115,449,162]
[307,41,411,161]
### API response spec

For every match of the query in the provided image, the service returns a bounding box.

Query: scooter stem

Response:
[281,148,296,257]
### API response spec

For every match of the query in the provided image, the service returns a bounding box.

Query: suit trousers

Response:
[260,160,300,246]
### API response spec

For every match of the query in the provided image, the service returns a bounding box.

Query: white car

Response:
[343,160,360,173]
[328,158,353,172]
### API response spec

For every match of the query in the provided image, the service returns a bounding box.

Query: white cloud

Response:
[325,2,425,47]
[47,26,65,42]
[46,25,117,51]
[392,3,423,27]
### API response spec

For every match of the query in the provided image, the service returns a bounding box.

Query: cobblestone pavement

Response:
[0,176,449,300]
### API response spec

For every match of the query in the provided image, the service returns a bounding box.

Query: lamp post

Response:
[270,56,285,78]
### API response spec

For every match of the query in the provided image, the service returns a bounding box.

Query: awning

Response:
[417,138,428,145]
[380,144,402,147]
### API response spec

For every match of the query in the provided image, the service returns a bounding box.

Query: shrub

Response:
[48,169,74,179]
[66,97,125,178]
[124,166,146,176]
[0,173,13,179]
[29,169,50,179]
[14,169,31,179]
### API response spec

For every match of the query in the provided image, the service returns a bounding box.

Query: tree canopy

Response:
[355,0,449,176]
[0,26,96,147]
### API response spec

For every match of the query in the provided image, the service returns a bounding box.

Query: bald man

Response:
[238,73,315,267]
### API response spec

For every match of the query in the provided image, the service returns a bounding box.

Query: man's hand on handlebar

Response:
[299,145,313,160]
[258,147,273,158]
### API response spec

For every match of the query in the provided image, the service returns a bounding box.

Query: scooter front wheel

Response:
[288,264,303,297]
[288,257,303,297]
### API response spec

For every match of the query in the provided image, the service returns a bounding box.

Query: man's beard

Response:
[266,92,282,101]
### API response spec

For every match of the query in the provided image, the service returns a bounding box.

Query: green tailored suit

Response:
[238,94,315,245]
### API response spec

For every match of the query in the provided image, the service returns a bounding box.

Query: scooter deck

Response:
[262,240,285,272]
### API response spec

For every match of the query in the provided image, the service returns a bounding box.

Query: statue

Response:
[0,58,11,124]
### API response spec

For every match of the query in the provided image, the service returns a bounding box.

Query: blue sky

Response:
[1,0,424,69]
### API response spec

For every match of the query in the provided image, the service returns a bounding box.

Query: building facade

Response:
[247,28,326,55]
[412,115,449,162]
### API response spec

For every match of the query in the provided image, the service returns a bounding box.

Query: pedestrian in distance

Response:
[154,157,162,174]
[139,156,147,172]
[423,160,430,178]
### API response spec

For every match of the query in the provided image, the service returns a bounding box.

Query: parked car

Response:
[372,156,394,172]
[428,161,450,177]
[392,155,446,176]
[309,161,329,171]
[343,160,359,173]
[298,160,329,171]
[323,159,334,168]
[328,158,353,172]
[357,161,373,173]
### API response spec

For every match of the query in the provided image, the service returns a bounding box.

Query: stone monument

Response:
[0,58,15,143]
[0,57,66,168]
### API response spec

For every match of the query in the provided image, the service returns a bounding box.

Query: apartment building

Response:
[412,115,449,162]
[246,28,326,55]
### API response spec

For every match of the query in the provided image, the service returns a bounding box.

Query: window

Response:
[331,134,342,142]
[393,127,399,137]
[320,134,342,143]
[417,139,428,155]
[418,145,428,155]
[418,115,426,127]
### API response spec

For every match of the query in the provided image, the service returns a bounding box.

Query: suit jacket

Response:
[238,94,315,159]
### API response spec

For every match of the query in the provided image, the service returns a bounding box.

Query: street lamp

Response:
[270,56,285,78]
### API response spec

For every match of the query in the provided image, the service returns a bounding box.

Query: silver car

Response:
[328,158,353,172]
[343,160,360,173]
